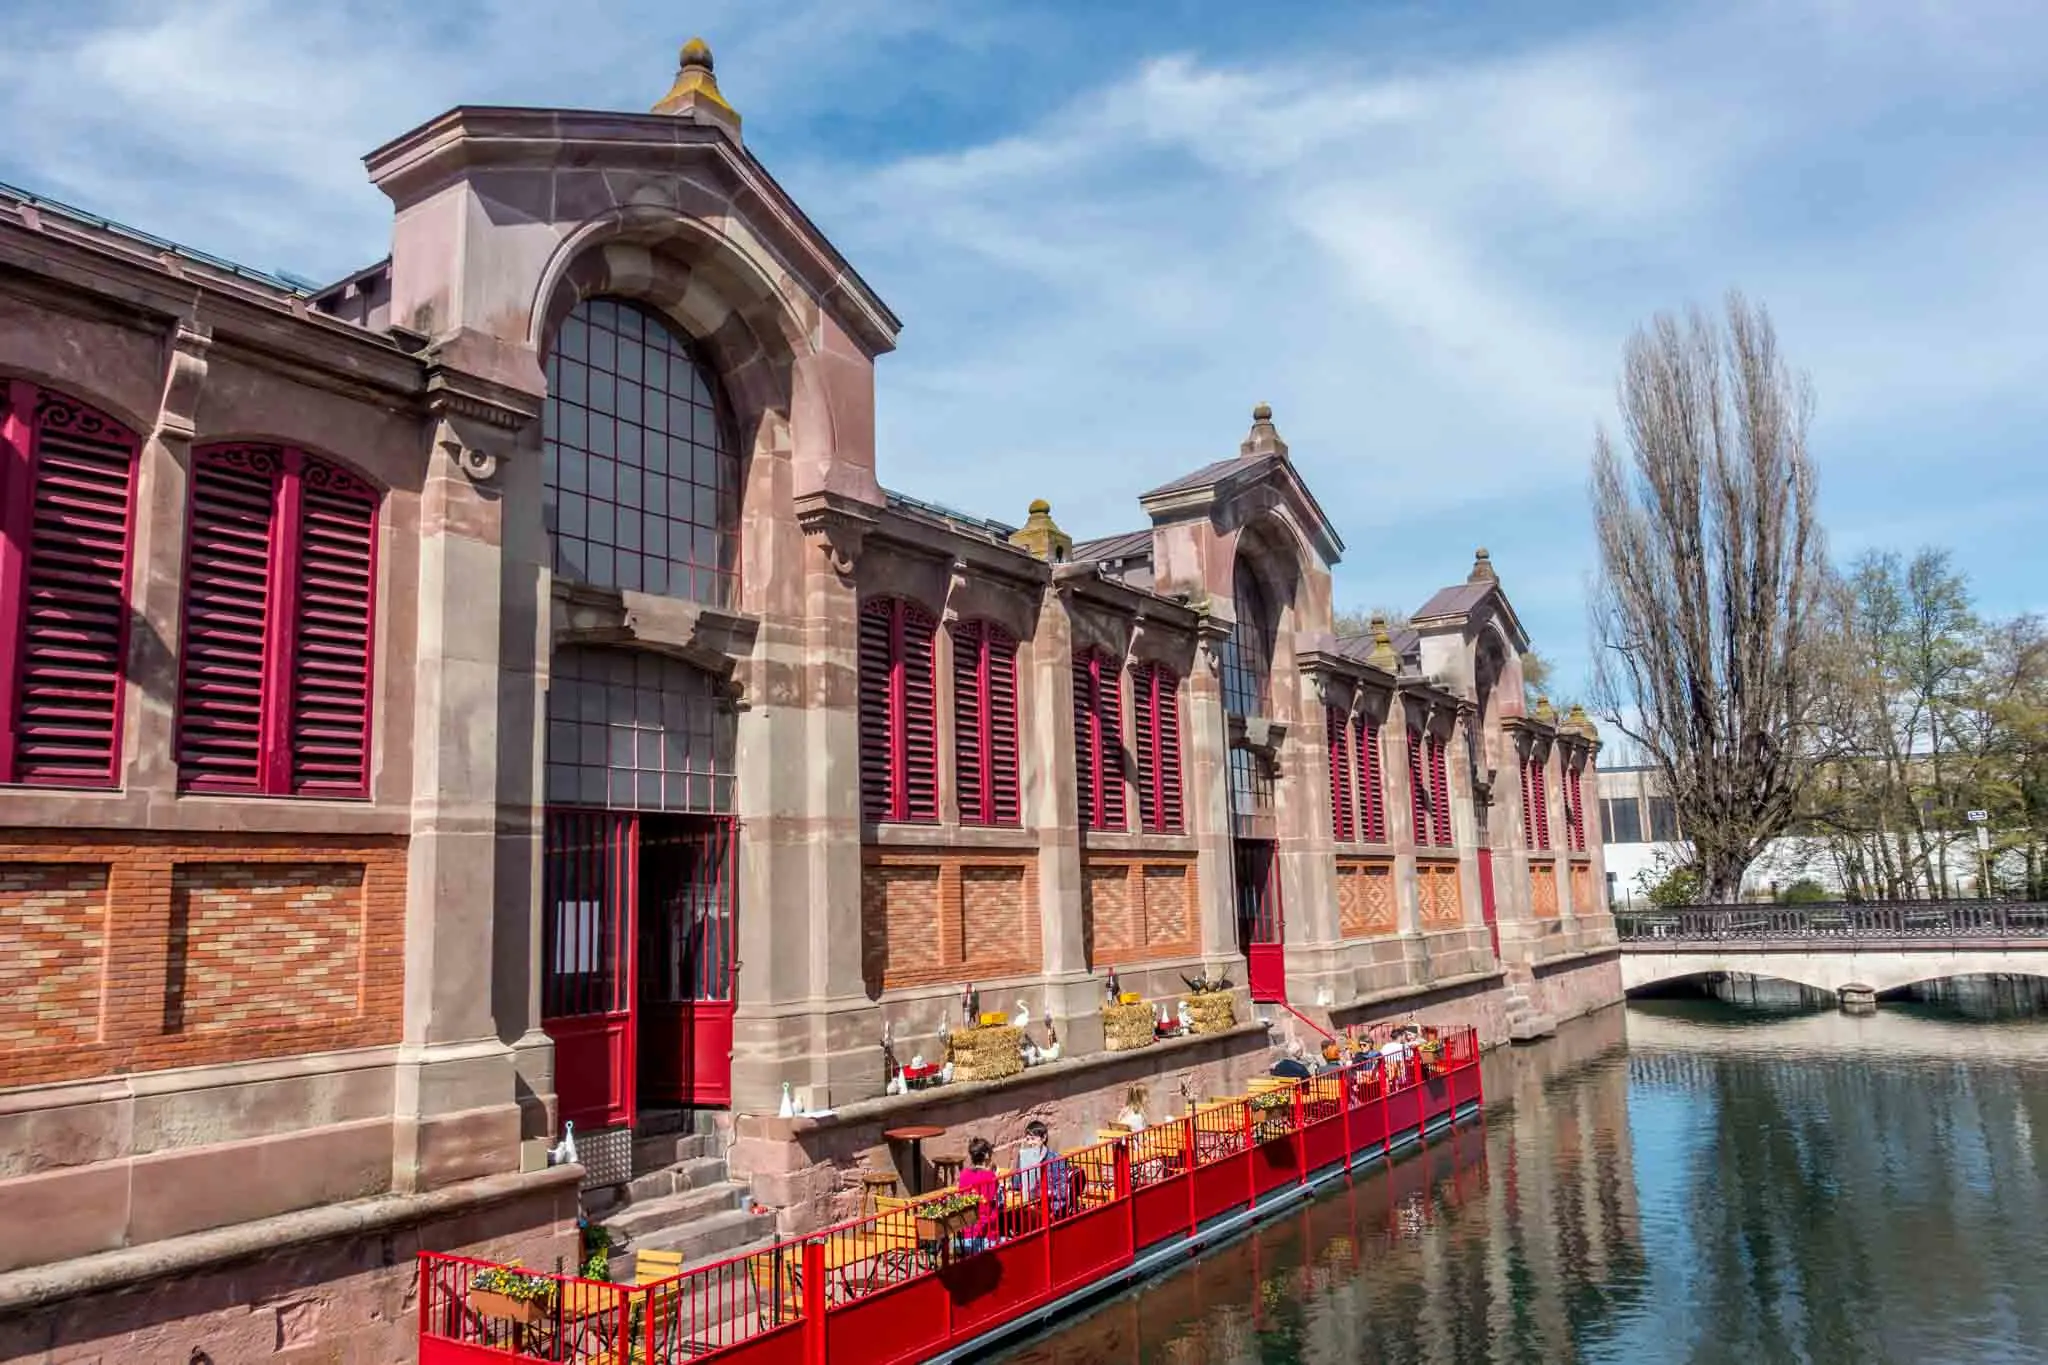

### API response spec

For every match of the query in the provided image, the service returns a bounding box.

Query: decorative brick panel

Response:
[0,830,406,1091]
[1570,860,1598,915]
[860,850,1039,992]
[1416,860,1464,930]
[1529,859,1560,919]
[1336,857,1396,938]
[1081,854,1197,966]
[0,864,109,1053]
[165,864,365,1034]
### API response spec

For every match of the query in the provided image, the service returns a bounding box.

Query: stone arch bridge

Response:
[1618,902,2048,1000]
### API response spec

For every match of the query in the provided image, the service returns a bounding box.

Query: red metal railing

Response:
[419,1026,1483,1365]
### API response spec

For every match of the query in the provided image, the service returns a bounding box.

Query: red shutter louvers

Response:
[1327,705,1354,843]
[1131,661,1182,834]
[1073,649,1125,831]
[953,619,1019,827]
[1428,734,1453,846]
[1408,729,1429,843]
[859,596,939,824]
[1567,766,1586,851]
[176,445,379,798]
[0,382,140,788]
[1353,716,1384,842]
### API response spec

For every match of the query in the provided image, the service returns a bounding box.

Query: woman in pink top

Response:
[956,1136,1001,1249]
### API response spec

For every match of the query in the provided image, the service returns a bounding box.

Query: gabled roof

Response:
[1136,406,1344,567]
[1411,550,1529,653]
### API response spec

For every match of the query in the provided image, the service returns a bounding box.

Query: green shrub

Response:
[1778,877,1829,905]
[1642,863,1701,909]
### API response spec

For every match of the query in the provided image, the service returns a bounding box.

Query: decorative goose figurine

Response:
[1011,1000,1031,1029]
[547,1120,578,1167]
[778,1082,797,1119]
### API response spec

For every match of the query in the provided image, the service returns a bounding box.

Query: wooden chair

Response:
[634,1248,684,1285]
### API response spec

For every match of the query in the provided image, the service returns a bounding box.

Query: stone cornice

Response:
[363,106,900,356]
[793,488,880,582]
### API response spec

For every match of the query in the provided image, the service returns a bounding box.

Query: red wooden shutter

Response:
[178,448,281,792]
[1072,653,1097,827]
[1408,729,1429,843]
[0,385,140,787]
[987,628,1019,825]
[1354,716,1384,842]
[858,598,895,820]
[1533,760,1552,850]
[953,621,985,823]
[901,602,939,822]
[1519,758,1536,847]
[1133,662,1157,831]
[1097,659,1125,829]
[1327,705,1354,843]
[1428,735,1453,846]
[288,459,377,796]
[1567,767,1586,851]
[1157,668,1183,833]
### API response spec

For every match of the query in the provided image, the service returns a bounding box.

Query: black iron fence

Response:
[1616,901,2048,944]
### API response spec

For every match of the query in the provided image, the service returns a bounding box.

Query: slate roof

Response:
[1412,581,1494,621]
[1071,529,1153,563]
[1139,454,1274,500]
[0,177,319,298]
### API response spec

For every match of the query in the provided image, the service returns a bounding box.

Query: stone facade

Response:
[0,36,1619,1362]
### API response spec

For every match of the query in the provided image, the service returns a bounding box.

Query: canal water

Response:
[994,987,2048,1364]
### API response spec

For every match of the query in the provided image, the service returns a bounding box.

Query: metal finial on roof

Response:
[654,36,742,136]
[1468,547,1497,583]
[1240,402,1288,459]
[1368,611,1400,671]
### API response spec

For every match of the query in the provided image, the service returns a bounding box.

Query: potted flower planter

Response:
[913,1196,982,1241]
[469,1286,552,1327]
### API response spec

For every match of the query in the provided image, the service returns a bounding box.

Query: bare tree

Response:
[1589,293,1830,901]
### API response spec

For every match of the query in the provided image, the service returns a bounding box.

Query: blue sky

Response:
[2,0,2044,696]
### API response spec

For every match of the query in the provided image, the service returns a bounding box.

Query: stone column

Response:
[392,396,529,1193]
[1033,588,1098,1050]
[1187,617,1238,973]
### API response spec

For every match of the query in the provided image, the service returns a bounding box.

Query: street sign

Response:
[1966,810,1989,823]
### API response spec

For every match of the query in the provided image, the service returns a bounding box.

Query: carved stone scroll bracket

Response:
[153,321,212,446]
[1193,611,1235,678]
[794,491,877,583]
[424,358,540,487]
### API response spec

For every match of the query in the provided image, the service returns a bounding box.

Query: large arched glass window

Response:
[543,298,739,607]
[1220,558,1273,718]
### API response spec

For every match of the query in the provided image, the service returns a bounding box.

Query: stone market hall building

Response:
[0,40,1619,1363]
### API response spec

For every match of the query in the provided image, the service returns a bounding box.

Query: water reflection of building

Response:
[1001,1008,1649,1364]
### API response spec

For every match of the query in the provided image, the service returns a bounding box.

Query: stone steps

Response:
[1504,987,1557,1043]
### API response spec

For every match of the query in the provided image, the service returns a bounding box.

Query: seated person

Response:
[1269,1055,1312,1080]
[1115,1085,1150,1133]
[958,1136,1002,1251]
[1016,1120,1076,1216]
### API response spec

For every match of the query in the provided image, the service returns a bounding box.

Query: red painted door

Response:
[1477,846,1501,959]
[638,816,738,1108]
[1237,840,1287,1003]
[541,809,637,1131]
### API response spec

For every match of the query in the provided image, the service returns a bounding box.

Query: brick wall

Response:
[0,830,406,1090]
[1416,859,1464,930]
[1335,857,1396,938]
[1081,853,1198,966]
[861,849,1039,992]
[1529,859,1560,919]
[1569,860,1597,915]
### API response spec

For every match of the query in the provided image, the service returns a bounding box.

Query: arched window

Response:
[1220,559,1274,718]
[177,444,380,797]
[1072,648,1126,831]
[0,381,141,787]
[543,297,739,607]
[859,596,938,823]
[952,619,1019,827]
[1131,661,1183,834]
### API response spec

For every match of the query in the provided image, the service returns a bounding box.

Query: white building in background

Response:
[1598,764,2012,906]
